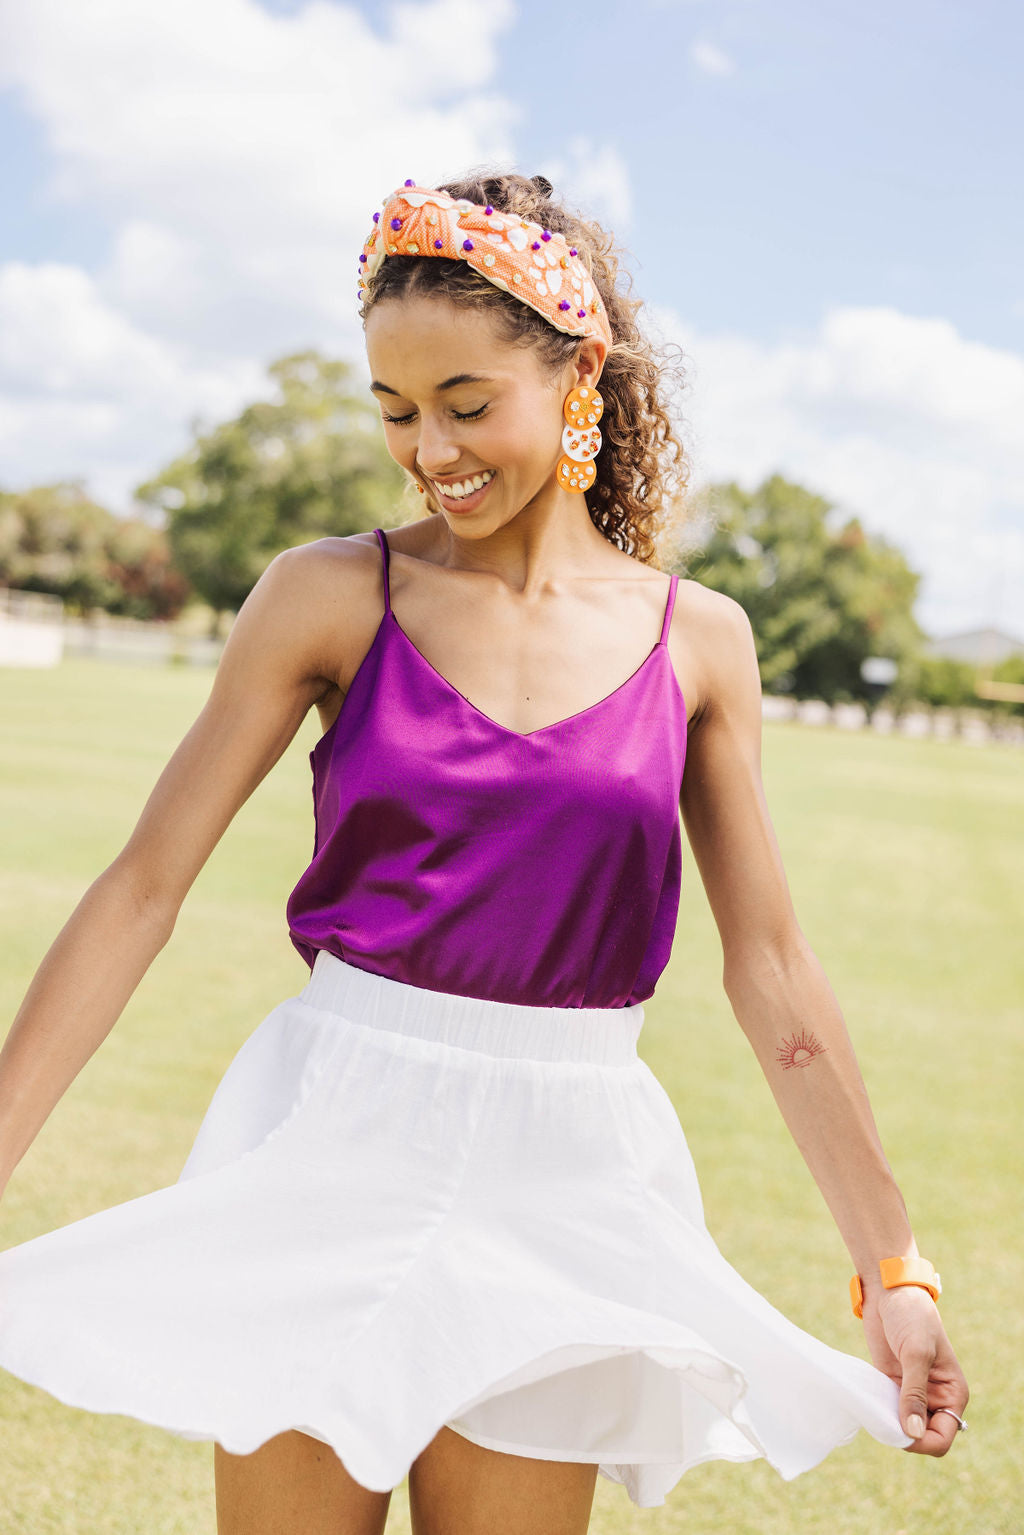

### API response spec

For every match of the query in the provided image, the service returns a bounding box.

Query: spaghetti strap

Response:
[374,527,391,615]
[658,573,678,646]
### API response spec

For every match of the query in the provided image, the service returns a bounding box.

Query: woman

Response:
[0,172,968,1534]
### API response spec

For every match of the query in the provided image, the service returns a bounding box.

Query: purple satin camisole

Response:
[285,528,688,1008]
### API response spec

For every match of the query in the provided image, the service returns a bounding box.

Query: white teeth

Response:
[435,470,494,499]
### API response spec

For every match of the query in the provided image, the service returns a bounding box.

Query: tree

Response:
[800,516,924,708]
[684,475,925,704]
[103,515,192,620]
[135,350,407,632]
[0,482,190,619]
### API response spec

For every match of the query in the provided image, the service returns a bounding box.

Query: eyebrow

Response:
[369,372,495,398]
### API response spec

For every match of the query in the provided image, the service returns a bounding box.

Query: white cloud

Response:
[648,302,1024,638]
[0,0,520,353]
[0,0,521,506]
[537,136,634,230]
[104,221,210,326]
[689,40,736,76]
[0,261,266,508]
[7,1,1013,641]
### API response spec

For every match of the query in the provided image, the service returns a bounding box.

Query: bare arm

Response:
[678,590,968,1453]
[0,541,347,1194]
[680,598,913,1278]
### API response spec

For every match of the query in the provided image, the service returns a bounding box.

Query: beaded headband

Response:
[357,180,613,350]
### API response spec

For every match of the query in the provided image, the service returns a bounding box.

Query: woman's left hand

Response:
[860,1285,970,1456]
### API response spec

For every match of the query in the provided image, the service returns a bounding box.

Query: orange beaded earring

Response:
[556,385,604,494]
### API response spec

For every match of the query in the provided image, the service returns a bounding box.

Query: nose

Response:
[414,413,463,476]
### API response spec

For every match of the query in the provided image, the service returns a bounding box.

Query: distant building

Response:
[924,627,1024,666]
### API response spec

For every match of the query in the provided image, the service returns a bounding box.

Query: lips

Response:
[429,472,497,512]
[431,470,493,496]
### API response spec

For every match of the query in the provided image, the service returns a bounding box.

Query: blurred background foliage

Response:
[0,484,190,621]
[1,349,1020,713]
[681,477,924,703]
[134,350,408,632]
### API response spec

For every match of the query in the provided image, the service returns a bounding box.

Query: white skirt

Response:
[0,950,911,1509]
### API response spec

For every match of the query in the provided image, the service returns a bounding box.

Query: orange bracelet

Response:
[850,1256,942,1318]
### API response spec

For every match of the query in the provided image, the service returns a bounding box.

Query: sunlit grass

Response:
[0,658,1017,1532]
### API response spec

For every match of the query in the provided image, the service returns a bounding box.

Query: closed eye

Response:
[381,405,489,425]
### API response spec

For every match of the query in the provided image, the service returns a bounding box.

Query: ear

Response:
[574,336,608,391]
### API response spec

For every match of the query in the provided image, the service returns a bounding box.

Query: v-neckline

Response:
[388,611,685,741]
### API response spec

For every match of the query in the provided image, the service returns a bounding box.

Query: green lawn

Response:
[0,658,1019,1533]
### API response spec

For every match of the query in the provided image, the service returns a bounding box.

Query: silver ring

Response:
[931,1407,968,1432]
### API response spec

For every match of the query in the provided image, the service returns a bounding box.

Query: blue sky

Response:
[1,0,1021,636]
[500,0,1021,353]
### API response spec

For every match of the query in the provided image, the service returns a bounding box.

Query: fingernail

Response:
[907,1414,924,1437]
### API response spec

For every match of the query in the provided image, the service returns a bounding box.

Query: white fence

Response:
[2,589,1021,745]
[0,589,225,668]
[0,588,65,667]
[61,615,225,667]
[761,693,1024,745]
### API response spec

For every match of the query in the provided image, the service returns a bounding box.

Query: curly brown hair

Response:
[358,168,691,568]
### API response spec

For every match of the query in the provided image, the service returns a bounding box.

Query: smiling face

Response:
[364,293,589,531]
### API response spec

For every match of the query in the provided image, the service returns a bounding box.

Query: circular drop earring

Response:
[556,385,604,494]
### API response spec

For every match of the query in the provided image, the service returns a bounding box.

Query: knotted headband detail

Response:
[357,181,613,349]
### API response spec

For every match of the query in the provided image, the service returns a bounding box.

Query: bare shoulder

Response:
[671,575,754,650]
[271,530,390,652]
[279,522,433,589]
[272,529,383,602]
[205,531,393,722]
[666,576,759,727]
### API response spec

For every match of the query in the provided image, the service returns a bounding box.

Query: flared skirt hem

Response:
[0,954,911,1510]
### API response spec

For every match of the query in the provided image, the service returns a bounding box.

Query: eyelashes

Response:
[381,405,489,426]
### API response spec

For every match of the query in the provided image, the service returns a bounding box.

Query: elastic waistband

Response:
[298,950,644,1066]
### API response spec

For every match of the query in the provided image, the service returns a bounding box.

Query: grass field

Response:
[0,656,1020,1534]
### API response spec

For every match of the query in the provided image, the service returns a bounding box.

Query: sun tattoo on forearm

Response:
[776,1028,828,1070]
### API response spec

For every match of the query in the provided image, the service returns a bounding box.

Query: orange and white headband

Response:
[357,180,613,350]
